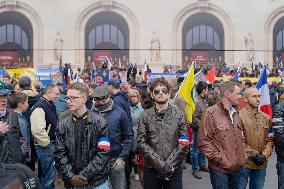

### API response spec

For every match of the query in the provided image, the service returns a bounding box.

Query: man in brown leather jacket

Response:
[238,87,273,189]
[137,78,189,189]
[198,81,247,189]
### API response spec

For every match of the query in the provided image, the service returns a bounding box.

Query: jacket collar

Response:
[217,100,239,115]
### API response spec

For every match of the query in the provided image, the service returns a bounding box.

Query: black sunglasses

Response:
[153,88,168,95]
[93,95,109,101]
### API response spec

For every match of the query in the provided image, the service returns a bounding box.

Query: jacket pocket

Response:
[216,124,231,140]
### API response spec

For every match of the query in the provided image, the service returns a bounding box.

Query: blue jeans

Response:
[35,143,55,189]
[209,167,240,189]
[277,161,284,189]
[143,167,183,189]
[239,167,266,189]
[109,158,126,189]
[73,181,109,189]
[191,128,206,171]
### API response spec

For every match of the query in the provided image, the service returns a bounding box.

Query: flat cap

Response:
[92,85,109,98]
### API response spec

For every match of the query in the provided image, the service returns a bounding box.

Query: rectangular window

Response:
[7,24,13,43]
[0,25,6,44]
[103,24,110,42]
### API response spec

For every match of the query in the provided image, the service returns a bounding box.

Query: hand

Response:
[250,154,267,165]
[159,163,174,180]
[133,155,139,165]
[0,121,9,134]
[70,175,88,187]
[112,158,125,172]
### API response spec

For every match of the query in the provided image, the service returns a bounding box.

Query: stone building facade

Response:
[0,0,284,72]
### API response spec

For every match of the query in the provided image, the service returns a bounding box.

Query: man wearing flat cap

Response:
[92,85,133,189]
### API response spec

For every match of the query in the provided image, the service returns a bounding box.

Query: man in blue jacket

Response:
[107,78,133,188]
[92,85,133,189]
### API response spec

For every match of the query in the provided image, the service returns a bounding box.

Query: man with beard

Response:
[137,78,189,189]
[238,87,273,189]
[92,85,133,189]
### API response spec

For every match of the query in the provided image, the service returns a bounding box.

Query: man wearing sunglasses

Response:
[92,85,133,189]
[238,87,273,189]
[54,83,110,189]
[137,78,189,189]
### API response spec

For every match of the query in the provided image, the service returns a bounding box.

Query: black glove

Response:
[159,164,174,180]
[250,154,267,166]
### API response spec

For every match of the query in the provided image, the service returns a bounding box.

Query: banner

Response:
[215,76,280,83]
[148,73,184,81]
[191,52,208,64]
[36,68,61,87]
[93,51,112,66]
[0,51,18,63]
[7,68,35,81]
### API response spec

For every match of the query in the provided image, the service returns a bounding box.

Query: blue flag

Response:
[259,62,263,70]
[278,54,283,70]
[234,64,241,80]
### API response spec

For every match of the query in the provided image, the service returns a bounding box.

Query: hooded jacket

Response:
[92,101,133,159]
[111,91,132,125]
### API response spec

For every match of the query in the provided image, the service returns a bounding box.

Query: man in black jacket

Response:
[0,86,24,164]
[272,93,284,189]
[137,78,189,189]
[55,83,110,189]
[30,84,59,189]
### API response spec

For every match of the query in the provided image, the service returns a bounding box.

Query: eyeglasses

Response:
[153,88,168,95]
[64,96,84,102]
[250,95,262,99]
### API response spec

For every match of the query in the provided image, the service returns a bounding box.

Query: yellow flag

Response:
[177,65,195,123]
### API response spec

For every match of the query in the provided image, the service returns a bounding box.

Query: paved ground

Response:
[55,152,278,189]
[128,152,278,189]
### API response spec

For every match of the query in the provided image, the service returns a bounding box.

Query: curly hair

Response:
[149,77,171,92]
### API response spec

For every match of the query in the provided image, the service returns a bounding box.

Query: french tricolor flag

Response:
[97,137,110,152]
[178,136,189,146]
[256,67,272,119]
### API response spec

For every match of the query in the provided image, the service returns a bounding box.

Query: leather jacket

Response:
[272,100,284,162]
[0,111,24,164]
[137,104,189,172]
[198,101,247,173]
[54,110,109,187]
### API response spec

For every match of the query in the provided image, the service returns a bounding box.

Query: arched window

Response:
[85,11,129,69]
[273,16,284,64]
[0,11,33,68]
[182,13,224,69]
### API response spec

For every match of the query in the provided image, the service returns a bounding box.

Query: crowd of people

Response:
[1,65,284,189]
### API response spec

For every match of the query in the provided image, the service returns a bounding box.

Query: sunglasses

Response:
[153,88,169,95]
[93,95,109,101]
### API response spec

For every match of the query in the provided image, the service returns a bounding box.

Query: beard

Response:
[154,98,168,105]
